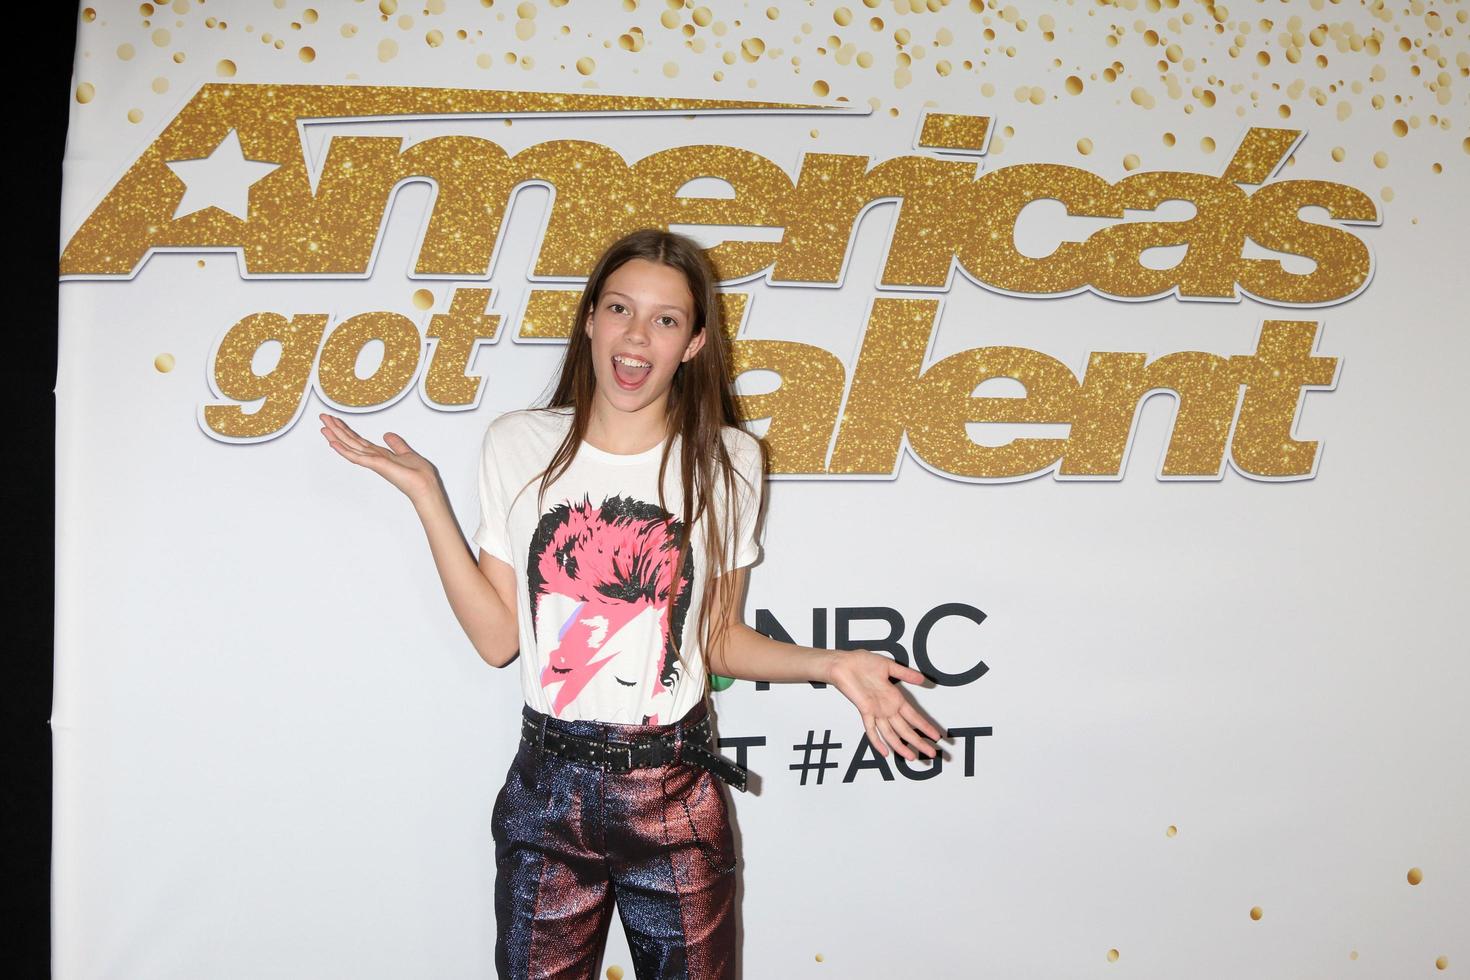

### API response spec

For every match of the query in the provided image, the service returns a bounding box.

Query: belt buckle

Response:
[645,735,674,767]
[602,739,634,772]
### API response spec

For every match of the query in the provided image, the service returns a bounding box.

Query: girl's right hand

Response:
[319,413,440,506]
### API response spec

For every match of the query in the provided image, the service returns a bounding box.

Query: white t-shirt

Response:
[472,405,764,725]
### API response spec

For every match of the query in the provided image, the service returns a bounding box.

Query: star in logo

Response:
[163,129,281,221]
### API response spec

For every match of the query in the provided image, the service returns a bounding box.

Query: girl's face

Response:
[583,257,705,422]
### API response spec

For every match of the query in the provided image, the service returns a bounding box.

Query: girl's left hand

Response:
[827,650,944,762]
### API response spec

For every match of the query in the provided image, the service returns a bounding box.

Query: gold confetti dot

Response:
[1123,153,1140,170]
[1162,132,1175,147]
[1065,75,1083,95]
[216,59,236,77]
[378,38,398,61]
[1166,824,1178,836]
[412,289,435,310]
[1107,948,1120,962]
[1201,136,1216,152]
[1392,119,1408,137]
[834,7,852,27]
[75,82,95,104]
[1350,950,1358,960]
[1130,87,1155,109]
[82,7,96,21]
[576,56,595,75]
[1028,86,1045,105]
[299,46,315,63]
[605,965,625,980]
[127,108,143,123]
[151,76,168,93]
[117,43,136,61]
[1432,162,1442,174]
[1437,955,1449,970]
[1380,186,1393,201]
[663,61,679,77]
[815,953,825,962]
[196,259,205,268]
[152,28,170,47]
[379,0,397,14]
[426,29,443,47]
[1373,150,1388,168]
[1250,906,1263,921]
[1408,867,1423,885]
[1462,137,1469,155]
[154,353,175,373]
[1076,137,1094,155]
[1331,146,1345,162]
[812,79,829,96]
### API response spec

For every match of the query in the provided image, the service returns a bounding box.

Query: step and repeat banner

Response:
[55,1,1467,977]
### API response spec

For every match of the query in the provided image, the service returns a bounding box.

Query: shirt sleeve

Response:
[725,430,765,573]
[471,421,514,564]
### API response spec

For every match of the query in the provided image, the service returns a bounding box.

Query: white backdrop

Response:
[56,1,1468,977]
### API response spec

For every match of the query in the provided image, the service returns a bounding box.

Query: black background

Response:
[10,6,77,975]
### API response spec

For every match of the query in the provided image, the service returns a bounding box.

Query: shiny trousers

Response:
[492,699,738,980]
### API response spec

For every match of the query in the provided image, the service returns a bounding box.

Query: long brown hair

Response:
[526,228,764,701]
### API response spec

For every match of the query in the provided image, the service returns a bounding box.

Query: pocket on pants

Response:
[490,759,514,844]
[661,763,738,875]
[490,773,509,842]
[491,741,551,846]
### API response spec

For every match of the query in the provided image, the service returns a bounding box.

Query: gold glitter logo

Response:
[62,84,1375,304]
[61,85,1376,480]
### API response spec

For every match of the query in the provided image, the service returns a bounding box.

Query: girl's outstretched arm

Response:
[319,414,520,669]
[707,568,944,762]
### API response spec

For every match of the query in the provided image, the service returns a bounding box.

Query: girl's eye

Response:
[658,316,677,327]
[608,302,627,314]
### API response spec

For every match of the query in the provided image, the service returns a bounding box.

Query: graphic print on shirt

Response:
[525,493,694,723]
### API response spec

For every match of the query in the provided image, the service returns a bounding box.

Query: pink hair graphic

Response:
[526,493,693,719]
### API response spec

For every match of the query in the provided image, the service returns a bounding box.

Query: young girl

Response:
[319,229,942,979]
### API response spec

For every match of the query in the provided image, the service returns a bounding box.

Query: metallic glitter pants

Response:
[492,699,738,980]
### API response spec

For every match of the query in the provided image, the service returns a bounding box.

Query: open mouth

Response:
[611,353,653,390]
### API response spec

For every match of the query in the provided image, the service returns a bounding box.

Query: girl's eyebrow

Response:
[602,291,690,317]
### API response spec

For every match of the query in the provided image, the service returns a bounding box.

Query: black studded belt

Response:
[520,713,749,792]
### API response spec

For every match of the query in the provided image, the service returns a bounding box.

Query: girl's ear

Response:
[682,328,708,362]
